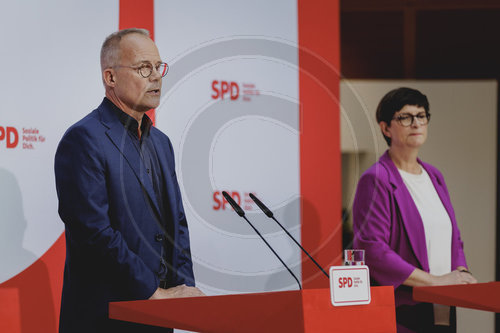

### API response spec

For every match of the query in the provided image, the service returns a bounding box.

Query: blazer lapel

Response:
[150,133,178,227]
[98,102,162,219]
[380,152,430,272]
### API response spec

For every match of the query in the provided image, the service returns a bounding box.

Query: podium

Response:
[413,281,500,313]
[109,286,396,332]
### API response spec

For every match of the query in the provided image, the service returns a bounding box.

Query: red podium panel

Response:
[413,282,500,312]
[109,287,396,332]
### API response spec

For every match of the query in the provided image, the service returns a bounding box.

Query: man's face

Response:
[112,34,162,113]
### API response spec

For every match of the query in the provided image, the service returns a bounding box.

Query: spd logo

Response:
[0,126,45,149]
[338,277,353,288]
[213,190,255,211]
[0,126,19,148]
[211,80,259,102]
[211,80,239,100]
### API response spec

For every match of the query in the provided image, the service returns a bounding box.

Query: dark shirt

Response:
[105,98,172,283]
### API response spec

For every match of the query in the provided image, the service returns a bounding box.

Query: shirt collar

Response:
[104,97,153,138]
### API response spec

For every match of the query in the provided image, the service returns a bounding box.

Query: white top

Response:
[398,167,452,325]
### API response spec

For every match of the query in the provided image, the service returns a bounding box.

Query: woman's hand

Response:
[432,269,477,286]
[404,267,477,287]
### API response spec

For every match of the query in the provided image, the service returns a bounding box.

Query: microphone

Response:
[249,193,329,279]
[222,191,301,290]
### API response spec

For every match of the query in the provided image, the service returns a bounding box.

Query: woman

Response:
[352,87,477,333]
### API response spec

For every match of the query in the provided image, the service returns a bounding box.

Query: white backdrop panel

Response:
[0,0,118,283]
[154,0,301,294]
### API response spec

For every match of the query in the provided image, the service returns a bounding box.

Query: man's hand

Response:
[149,284,205,300]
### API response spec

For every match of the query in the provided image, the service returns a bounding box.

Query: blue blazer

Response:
[55,98,194,332]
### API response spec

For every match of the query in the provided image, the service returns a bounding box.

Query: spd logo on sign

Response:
[330,265,371,306]
[338,277,353,288]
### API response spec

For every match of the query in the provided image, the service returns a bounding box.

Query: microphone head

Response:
[249,193,273,218]
[222,191,245,217]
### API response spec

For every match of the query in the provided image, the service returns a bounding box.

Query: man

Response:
[55,28,203,333]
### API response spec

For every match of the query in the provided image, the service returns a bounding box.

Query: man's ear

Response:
[379,121,391,139]
[103,68,116,88]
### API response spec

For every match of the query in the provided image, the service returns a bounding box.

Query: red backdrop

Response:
[299,0,341,288]
[0,1,340,331]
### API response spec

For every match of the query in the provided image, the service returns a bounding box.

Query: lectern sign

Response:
[329,266,371,306]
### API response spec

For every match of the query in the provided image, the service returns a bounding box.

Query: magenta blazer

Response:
[353,151,468,306]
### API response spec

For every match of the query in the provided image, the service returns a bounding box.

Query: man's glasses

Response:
[393,112,431,127]
[115,62,169,78]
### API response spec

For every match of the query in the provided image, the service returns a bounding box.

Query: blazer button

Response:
[155,233,164,242]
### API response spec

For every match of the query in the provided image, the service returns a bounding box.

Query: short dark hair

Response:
[376,87,430,146]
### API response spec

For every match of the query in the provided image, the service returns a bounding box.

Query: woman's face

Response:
[381,105,428,150]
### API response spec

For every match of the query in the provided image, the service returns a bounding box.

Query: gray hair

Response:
[100,28,150,70]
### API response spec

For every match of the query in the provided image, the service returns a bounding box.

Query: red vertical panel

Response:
[298,0,341,288]
[119,0,156,124]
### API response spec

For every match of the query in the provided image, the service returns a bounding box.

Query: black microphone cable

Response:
[222,191,302,290]
[249,193,329,279]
